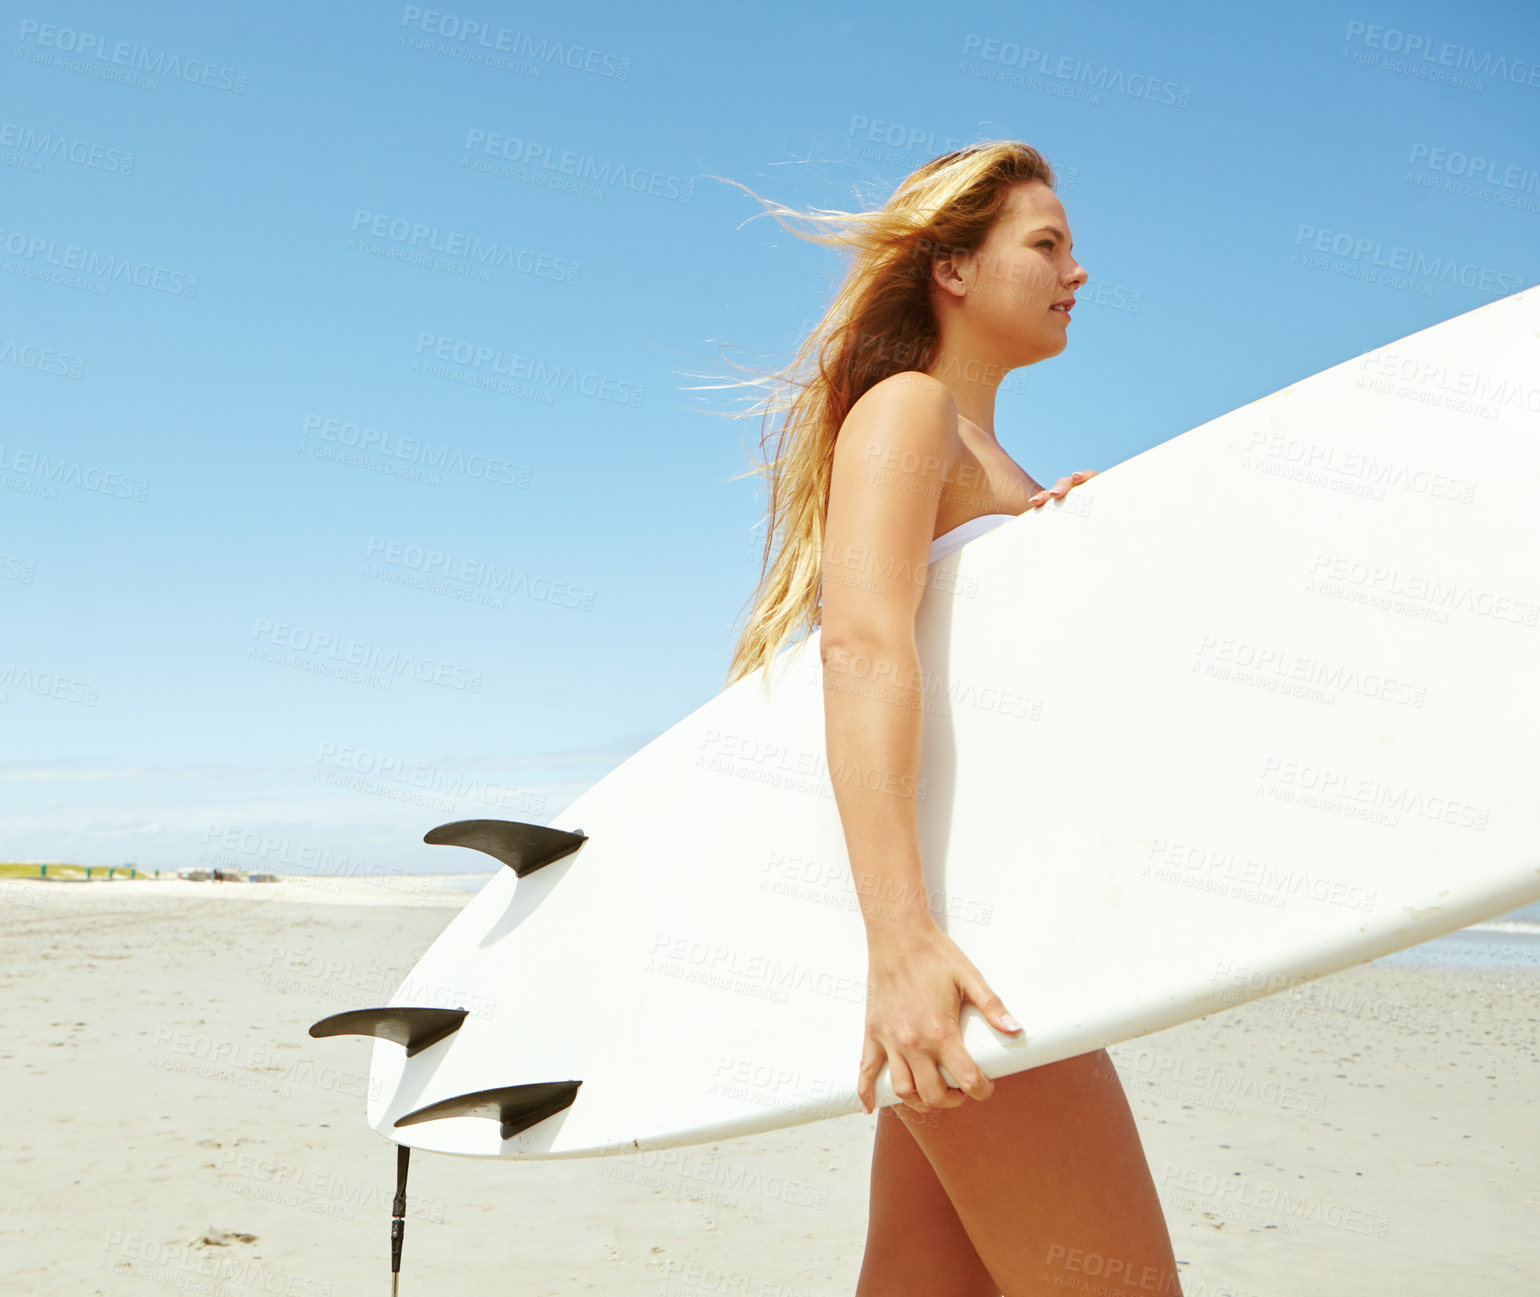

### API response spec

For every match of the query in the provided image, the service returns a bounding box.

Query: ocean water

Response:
[1378,898,1540,972]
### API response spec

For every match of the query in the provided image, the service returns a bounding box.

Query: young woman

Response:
[720,143,1184,1296]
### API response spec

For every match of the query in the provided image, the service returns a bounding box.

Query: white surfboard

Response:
[312,285,1540,1160]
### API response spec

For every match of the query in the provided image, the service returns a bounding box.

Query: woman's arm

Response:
[820,371,1022,1116]
[820,372,944,933]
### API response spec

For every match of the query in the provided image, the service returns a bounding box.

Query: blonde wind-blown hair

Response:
[713,141,1058,692]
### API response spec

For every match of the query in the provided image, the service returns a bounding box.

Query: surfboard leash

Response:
[391,1144,409,1294]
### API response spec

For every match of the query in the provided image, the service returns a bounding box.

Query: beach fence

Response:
[0,862,291,883]
[0,862,161,881]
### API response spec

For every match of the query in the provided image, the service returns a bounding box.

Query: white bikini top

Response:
[928,512,1017,564]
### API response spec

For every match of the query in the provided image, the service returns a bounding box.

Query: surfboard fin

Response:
[422,818,588,877]
[307,1006,468,1057]
[393,1080,583,1141]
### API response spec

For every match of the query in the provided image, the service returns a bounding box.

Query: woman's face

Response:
[937,180,1088,366]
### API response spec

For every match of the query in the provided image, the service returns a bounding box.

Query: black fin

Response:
[394,1080,582,1141]
[422,818,588,877]
[308,1006,468,1057]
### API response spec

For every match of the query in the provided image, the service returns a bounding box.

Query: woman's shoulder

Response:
[856,370,954,413]
[840,371,961,455]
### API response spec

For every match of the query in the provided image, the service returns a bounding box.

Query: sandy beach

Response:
[2,876,1535,1297]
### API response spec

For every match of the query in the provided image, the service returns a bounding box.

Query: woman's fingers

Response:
[857,1038,884,1114]
[883,1039,983,1111]
[964,978,1023,1036]
[1028,468,1099,508]
[860,1038,944,1117]
[937,1035,993,1103]
[860,928,1023,1114]
[910,1053,967,1109]
[887,1052,928,1114]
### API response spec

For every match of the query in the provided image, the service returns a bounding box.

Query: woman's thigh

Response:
[858,1102,1001,1297]
[885,1049,1183,1297]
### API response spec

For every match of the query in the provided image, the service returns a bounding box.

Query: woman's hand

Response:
[857,917,1023,1117]
[1026,468,1098,509]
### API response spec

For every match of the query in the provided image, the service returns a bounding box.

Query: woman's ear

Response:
[929,247,971,301]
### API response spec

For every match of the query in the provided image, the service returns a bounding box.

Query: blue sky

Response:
[4,0,1537,876]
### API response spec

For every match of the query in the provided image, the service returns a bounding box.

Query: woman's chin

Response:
[1012,333,1069,366]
